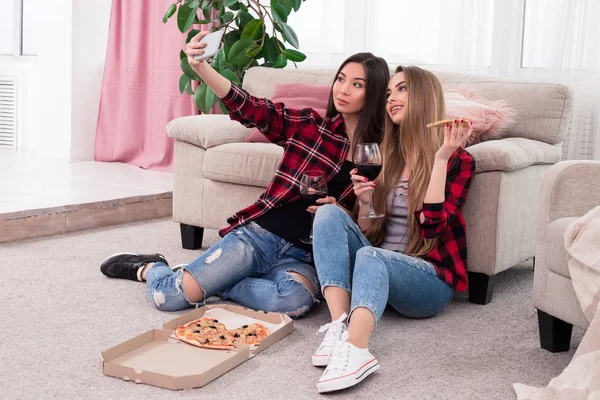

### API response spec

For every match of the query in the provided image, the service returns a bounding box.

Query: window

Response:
[0,0,40,56]
[0,0,15,55]
[367,0,494,66]
[21,0,41,55]
[287,0,345,54]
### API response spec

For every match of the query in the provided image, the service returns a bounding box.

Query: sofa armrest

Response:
[166,114,253,149]
[466,137,562,173]
[538,161,600,225]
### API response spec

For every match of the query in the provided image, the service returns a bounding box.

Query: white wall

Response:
[71,0,112,161]
[35,0,73,159]
[0,0,111,160]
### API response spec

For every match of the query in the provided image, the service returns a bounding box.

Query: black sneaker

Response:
[100,252,169,281]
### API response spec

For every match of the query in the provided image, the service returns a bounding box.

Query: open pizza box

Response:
[100,304,293,390]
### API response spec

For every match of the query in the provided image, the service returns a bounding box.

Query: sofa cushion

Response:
[467,137,562,173]
[243,67,572,146]
[546,217,579,278]
[167,115,252,149]
[203,143,283,187]
[245,83,330,143]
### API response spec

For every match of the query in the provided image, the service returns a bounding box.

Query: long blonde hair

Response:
[361,66,446,256]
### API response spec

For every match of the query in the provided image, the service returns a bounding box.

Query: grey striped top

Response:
[380,178,410,253]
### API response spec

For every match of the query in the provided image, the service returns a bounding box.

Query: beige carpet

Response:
[0,218,583,400]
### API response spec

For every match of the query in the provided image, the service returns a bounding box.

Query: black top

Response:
[255,160,355,253]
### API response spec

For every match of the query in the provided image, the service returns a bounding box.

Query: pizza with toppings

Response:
[174,319,270,350]
[228,323,271,346]
[174,318,236,350]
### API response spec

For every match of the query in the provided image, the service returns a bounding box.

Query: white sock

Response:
[136,266,144,282]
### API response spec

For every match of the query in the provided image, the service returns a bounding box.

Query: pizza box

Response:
[100,304,293,390]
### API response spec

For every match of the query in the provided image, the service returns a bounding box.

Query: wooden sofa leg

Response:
[468,272,496,305]
[538,309,573,353]
[180,224,204,250]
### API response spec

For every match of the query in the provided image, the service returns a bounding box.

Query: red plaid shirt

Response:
[219,84,356,237]
[415,148,475,291]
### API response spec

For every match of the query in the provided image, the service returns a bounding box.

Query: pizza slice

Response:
[426,118,470,129]
[228,323,271,346]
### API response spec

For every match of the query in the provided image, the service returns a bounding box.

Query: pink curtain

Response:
[95,0,205,172]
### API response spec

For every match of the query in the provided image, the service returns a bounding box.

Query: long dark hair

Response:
[325,52,390,148]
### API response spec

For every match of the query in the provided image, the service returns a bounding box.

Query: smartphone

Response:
[193,30,224,61]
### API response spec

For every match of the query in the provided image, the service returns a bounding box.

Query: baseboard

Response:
[0,192,172,243]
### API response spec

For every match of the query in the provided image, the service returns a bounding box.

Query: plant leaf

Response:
[279,22,299,49]
[259,36,281,64]
[181,57,201,80]
[184,80,194,95]
[245,43,262,58]
[237,11,253,29]
[180,49,187,60]
[273,0,293,13]
[220,68,241,84]
[177,2,198,33]
[211,48,224,71]
[292,0,302,12]
[223,0,239,7]
[179,74,188,94]
[274,53,288,68]
[241,19,264,40]
[163,4,177,23]
[218,100,229,114]
[186,29,200,44]
[219,11,235,24]
[194,84,218,113]
[227,38,255,67]
[284,48,306,62]
[271,4,288,23]
[202,5,213,20]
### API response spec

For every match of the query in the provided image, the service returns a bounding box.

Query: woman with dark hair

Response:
[311,65,475,392]
[99,30,390,319]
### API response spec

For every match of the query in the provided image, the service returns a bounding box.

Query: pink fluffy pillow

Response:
[444,88,517,145]
[245,83,330,143]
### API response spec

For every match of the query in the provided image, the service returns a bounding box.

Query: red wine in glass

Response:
[355,163,382,181]
[353,143,384,219]
[301,191,327,207]
[299,171,328,244]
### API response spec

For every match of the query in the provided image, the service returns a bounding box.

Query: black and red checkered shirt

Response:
[219,83,356,237]
[415,148,475,292]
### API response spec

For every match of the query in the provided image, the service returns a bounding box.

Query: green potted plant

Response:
[163,0,307,113]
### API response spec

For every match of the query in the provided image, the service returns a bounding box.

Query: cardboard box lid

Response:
[101,329,249,390]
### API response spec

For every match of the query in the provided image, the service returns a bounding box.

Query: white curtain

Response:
[290,0,600,160]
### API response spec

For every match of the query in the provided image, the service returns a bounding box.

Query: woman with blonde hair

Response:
[310,65,475,393]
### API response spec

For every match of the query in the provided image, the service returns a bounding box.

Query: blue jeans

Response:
[145,222,319,318]
[312,205,453,324]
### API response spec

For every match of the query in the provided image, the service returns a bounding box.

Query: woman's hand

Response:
[185,31,210,72]
[435,119,473,161]
[306,196,338,214]
[350,168,377,206]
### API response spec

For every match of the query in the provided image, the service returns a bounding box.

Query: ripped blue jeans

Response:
[145,222,319,318]
[312,205,453,324]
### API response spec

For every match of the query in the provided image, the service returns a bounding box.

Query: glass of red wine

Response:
[300,170,328,244]
[353,143,384,219]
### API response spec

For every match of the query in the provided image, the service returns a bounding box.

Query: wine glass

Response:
[353,143,384,219]
[299,170,328,244]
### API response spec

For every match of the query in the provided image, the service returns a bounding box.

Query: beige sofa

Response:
[167,67,573,305]
[533,161,600,352]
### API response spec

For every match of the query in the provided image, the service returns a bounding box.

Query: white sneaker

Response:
[316,332,380,393]
[312,313,348,367]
